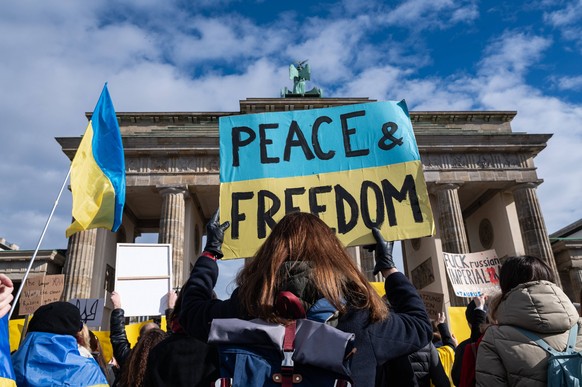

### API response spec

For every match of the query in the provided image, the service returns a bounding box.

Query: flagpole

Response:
[9,167,72,319]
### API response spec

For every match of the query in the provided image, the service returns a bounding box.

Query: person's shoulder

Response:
[454,338,471,353]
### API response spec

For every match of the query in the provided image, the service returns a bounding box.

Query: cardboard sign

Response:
[443,250,501,298]
[18,274,65,315]
[411,257,436,289]
[219,100,435,258]
[69,298,105,328]
[418,290,444,321]
[115,243,172,317]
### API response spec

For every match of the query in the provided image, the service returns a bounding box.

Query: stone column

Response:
[433,183,469,306]
[570,269,582,303]
[512,182,561,286]
[158,186,188,289]
[63,228,98,300]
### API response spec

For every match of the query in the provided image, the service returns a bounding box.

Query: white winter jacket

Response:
[475,280,582,387]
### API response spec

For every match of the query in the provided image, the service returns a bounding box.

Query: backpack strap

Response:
[565,323,579,355]
[273,320,302,386]
[513,325,579,355]
[276,291,306,319]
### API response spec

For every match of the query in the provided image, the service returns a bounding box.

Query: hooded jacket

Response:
[475,280,582,387]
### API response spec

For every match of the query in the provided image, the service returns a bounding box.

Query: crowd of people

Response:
[1,211,581,386]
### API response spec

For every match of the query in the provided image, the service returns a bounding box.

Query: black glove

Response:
[370,227,395,275]
[204,210,230,259]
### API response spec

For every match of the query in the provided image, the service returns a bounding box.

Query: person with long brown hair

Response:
[180,211,432,386]
[475,255,582,386]
[117,327,167,387]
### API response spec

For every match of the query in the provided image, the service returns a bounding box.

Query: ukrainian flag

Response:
[66,84,125,238]
[0,315,16,387]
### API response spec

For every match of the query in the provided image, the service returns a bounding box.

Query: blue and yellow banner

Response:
[66,84,125,238]
[219,100,434,258]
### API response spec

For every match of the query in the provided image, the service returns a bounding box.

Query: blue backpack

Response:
[515,324,582,387]
[208,292,355,387]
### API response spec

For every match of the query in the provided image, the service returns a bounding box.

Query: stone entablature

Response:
[422,153,527,171]
[80,98,516,136]
[0,250,65,280]
[125,155,219,175]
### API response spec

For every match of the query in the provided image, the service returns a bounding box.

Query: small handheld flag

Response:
[66,84,125,238]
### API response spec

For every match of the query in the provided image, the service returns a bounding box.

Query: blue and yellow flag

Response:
[0,315,16,387]
[66,84,125,238]
[219,100,434,258]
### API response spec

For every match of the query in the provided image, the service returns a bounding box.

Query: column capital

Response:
[157,185,190,197]
[429,182,463,194]
[510,180,543,192]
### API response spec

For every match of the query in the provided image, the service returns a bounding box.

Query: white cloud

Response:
[381,0,478,29]
[544,0,582,27]
[479,31,552,79]
[450,3,479,23]
[543,0,582,48]
[286,16,372,84]
[552,75,582,91]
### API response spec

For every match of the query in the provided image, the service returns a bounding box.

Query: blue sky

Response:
[1,0,582,296]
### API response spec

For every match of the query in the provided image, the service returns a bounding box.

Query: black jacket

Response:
[109,308,131,370]
[409,343,450,387]
[180,256,433,387]
[451,308,487,386]
[144,332,219,387]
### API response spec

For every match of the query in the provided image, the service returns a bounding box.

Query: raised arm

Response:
[179,210,241,341]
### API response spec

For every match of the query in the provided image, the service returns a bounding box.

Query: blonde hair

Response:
[236,212,388,323]
[75,323,91,352]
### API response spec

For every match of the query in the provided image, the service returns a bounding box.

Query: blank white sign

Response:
[115,243,172,317]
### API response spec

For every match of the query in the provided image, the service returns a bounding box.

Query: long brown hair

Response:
[236,212,388,323]
[118,327,167,387]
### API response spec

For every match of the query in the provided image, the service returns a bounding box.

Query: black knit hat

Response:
[28,301,83,336]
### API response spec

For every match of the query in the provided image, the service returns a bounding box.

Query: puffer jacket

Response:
[409,343,449,387]
[475,280,582,387]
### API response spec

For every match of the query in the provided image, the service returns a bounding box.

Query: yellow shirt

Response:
[433,345,455,386]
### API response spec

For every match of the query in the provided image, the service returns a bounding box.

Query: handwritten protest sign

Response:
[443,250,501,298]
[418,290,444,321]
[69,298,105,328]
[219,101,435,258]
[19,274,65,315]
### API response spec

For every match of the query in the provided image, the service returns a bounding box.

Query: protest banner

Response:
[418,290,444,321]
[219,100,435,258]
[69,298,105,328]
[115,243,172,317]
[18,274,65,315]
[442,249,501,298]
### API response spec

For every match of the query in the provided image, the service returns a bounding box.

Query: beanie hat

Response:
[28,301,83,336]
